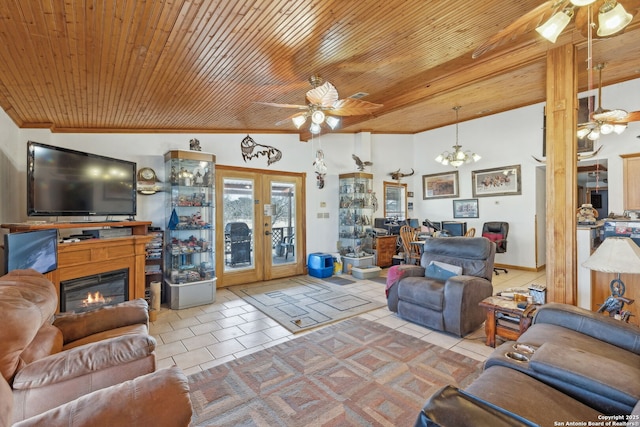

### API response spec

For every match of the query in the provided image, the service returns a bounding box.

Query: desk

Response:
[479,296,537,347]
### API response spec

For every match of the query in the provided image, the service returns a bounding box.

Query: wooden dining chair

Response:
[464,227,476,237]
[399,225,421,265]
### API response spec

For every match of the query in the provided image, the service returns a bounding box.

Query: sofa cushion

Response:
[0,270,58,381]
[518,323,639,367]
[397,276,444,311]
[529,342,640,408]
[465,366,603,426]
[20,323,63,364]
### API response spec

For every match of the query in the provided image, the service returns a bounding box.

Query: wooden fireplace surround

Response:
[2,221,152,312]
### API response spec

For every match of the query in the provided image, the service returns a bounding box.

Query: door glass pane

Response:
[222,178,255,271]
[271,182,296,264]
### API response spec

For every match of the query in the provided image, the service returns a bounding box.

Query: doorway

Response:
[215,166,306,287]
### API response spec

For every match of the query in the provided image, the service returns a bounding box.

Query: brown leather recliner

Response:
[1,366,193,427]
[0,269,157,422]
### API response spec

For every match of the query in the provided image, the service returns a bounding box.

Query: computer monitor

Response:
[441,221,467,237]
[4,229,58,274]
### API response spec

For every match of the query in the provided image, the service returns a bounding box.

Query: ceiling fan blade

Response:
[472,0,564,59]
[613,110,640,124]
[275,111,307,126]
[306,81,339,107]
[593,108,629,122]
[255,101,309,110]
[329,98,383,116]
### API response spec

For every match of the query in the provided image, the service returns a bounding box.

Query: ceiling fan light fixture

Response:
[570,0,596,5]
[311,110,325,125]
[577,127,592,139]
[597,1,632,36]
[291,115,307,128]
[325,115,340,129]
[613,124,627,134]
[600,122,614,134]
[588,129,601,140]
[536,8,574,43]
[309,122,321,134]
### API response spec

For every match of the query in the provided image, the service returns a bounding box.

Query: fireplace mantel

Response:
[2,221,152,312]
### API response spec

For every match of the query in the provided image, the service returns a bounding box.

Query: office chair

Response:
[482,222,509,274]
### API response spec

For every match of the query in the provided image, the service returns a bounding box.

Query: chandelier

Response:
[435,106,481,168]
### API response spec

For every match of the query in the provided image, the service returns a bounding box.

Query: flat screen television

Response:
[27,141,137,217]
[4,228,58,274]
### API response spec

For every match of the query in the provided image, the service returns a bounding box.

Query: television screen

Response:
[27,141,137,217]
[4,229,58,274]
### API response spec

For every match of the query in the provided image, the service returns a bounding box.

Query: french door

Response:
[215,166,306,287]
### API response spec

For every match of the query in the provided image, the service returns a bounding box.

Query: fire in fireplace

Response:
[60,269,129,313]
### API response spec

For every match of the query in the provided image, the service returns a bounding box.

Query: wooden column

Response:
[545,45,578,304]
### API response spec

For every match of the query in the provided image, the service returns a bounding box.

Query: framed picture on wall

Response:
[422,171,459,199]
[453,199,479,218]
[472,165,521,197]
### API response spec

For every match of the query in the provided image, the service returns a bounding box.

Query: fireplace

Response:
[60,269,129,313]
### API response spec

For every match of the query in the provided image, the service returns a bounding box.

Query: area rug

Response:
[322,276,355,286]
[229,276,385,333]
[188,317,483,426]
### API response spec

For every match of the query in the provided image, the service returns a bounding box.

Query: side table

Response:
[479,296,538,347]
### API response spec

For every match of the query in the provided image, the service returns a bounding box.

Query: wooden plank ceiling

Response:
[0,0,639,140]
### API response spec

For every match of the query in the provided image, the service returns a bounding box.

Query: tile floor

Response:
[151,268,546,377]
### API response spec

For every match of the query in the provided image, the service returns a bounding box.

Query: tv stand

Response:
[2,221,152,312]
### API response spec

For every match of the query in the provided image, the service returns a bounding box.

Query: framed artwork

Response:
[422,171,459,200]
[453,199,479,218]
[472,165,521,197]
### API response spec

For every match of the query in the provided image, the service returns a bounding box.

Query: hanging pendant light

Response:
[435,106,481,168]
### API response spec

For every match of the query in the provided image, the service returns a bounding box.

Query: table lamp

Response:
[582,236,640,297]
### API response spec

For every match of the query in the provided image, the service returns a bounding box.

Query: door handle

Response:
[265,230,272,236]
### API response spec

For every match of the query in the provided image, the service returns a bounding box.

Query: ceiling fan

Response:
[257,75,383,134]
[472,0,639,59]
[577,63,640,140]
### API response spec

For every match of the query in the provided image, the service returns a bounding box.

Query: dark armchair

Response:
[386,237,495,337]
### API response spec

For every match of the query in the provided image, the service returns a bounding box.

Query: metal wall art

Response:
[240,135,282,166]
[313,149,327,189]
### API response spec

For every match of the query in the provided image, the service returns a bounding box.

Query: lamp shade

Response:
[597,2,633,37]
[536,9,573,43]
[582,237,640,273]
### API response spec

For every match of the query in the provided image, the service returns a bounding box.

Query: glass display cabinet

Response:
[338,172,375,273]
[164,150,216,309]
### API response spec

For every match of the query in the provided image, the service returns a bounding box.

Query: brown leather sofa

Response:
[1,366,193,427]
[0,269,157,422]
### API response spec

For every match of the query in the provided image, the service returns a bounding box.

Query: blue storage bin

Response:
[308,253,333,278]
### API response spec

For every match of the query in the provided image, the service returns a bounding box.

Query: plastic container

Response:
[308,253,333,278]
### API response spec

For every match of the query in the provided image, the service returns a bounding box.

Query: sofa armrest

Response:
[13,367,192,427]
[53,299,149,344]
[532,303,640,354]
[386,265,425,312]
[414,385,536,427]
[442,276,493,336]
[12,334,156,389]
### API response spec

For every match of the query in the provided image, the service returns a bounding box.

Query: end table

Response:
[479,296,538,347]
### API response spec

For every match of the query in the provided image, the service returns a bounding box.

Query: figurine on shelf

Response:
[189,138,202,151]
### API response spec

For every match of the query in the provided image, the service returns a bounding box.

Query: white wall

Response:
[1,77,639,269]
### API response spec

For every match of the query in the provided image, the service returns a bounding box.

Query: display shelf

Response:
[338,172,374,259]
[164,150,216,310]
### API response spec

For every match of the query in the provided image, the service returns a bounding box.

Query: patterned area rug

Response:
[188,317,483,426]
[228,276,385,333]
